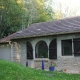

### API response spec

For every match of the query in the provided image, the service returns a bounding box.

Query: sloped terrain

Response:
[0,60,80,80]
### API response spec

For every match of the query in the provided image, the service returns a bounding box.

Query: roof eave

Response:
[11,30,80,40]
[0,41,11,44]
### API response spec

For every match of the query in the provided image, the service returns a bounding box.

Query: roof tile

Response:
[0,16,80,43]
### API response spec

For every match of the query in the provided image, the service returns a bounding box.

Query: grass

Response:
[0,60,80,80]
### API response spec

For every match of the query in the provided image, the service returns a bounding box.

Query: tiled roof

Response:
[0,16,80,43]
[0,32,17,43]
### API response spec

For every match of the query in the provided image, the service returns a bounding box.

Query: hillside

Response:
[0,60,80,80]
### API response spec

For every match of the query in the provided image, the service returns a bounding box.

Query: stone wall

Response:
[56,57,80,73]
[34,59,49,70]
[12,39,27,65]
[27,57,80,73]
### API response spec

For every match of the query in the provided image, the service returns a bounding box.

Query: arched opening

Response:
[35,41,48,58]
[49,39,57,59]
[26,42,33,59]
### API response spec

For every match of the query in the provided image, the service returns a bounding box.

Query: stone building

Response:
[0,16,80,73]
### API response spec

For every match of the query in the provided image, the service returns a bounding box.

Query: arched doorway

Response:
[26,42,33,59]
[49,39,57,59]
[35,41,48,58]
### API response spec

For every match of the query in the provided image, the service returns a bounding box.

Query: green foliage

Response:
[0,60,80,80]
[0,0,54,38]
[24,0,54,26]
[0,0,25,38]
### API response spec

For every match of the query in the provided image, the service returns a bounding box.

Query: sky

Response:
[54,0,80,9]
[55,0,80,6]
[51,0,80,17]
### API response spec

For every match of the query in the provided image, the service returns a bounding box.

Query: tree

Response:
[23,0,54,27]
[0,0,25,38]
[53,1,79,19]
[0,0,55,38]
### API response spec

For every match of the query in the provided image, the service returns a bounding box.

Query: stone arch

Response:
[35,41,48,58]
